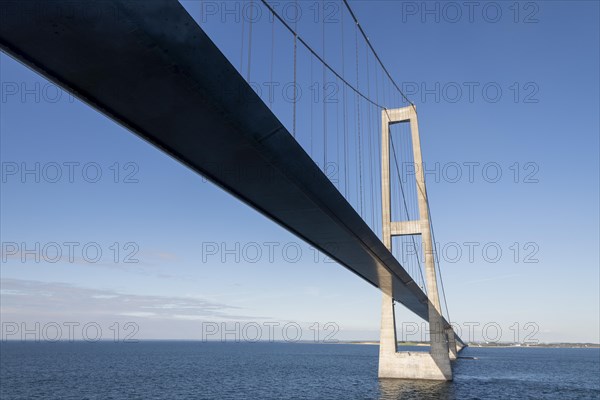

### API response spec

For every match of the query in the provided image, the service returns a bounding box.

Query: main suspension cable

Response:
[260,0,387,110]
[341,0,414,108]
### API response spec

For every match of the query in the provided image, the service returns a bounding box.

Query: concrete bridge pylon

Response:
[379,106,457,381]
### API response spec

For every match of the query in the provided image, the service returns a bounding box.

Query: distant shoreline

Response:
[1,340,598,348]
[344,341,600,348]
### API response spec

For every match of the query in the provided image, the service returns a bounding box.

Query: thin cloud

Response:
[0,279,265,321]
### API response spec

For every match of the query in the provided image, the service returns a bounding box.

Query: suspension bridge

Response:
[0,0,465,380]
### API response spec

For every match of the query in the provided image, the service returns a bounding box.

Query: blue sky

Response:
[1,1,598,343]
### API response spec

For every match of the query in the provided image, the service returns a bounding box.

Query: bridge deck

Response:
[0,0,456,330]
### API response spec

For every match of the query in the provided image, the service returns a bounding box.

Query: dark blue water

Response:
[1,342,599,399]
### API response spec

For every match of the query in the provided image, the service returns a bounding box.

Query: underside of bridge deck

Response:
[0,0,462,348]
